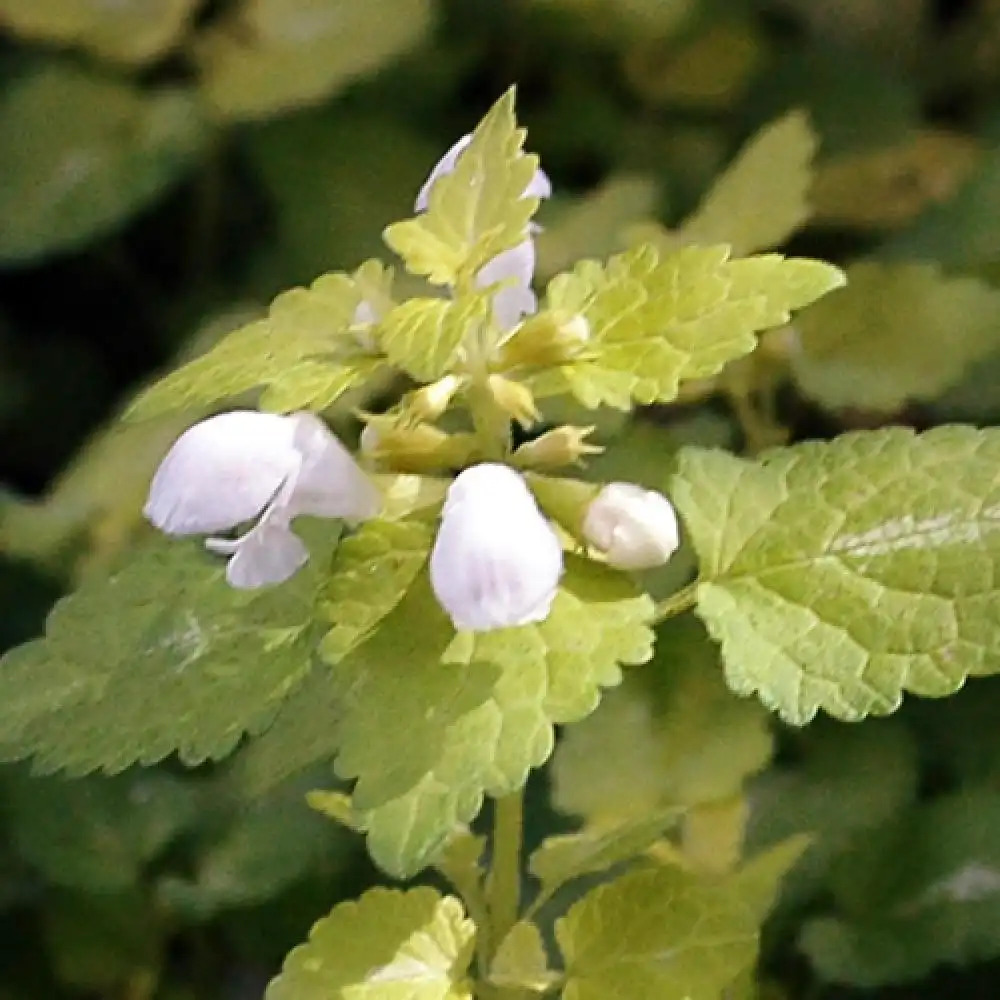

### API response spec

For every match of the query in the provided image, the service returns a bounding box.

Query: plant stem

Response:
[486,789,525,960]
[652,581,699,622]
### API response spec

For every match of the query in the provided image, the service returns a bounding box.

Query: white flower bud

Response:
[582,482,680,571]
[145,410,380,588]
[430,463,563,631]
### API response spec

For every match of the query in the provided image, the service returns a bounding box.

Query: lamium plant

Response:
[4,88,1000,1000]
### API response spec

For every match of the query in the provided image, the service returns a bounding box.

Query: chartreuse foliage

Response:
[672,426,1000,724]
[532,243,843,409]
[126,261,392,419]
[9,81,999,1000]
[0,525,338,773]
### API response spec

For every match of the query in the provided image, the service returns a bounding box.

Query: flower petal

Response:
[144,411,298,536]
[476,239,538,330]
[286,412,382,520]
[582,482,680,570]
[431,464,564,631]
[207,517,308,589]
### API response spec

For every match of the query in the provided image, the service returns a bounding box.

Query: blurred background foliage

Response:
[5,0,1000,997]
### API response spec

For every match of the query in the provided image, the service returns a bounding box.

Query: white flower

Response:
[144,410,380,589]
[582,482,680,571]
[415,133,551,330]
[430,463,563,631]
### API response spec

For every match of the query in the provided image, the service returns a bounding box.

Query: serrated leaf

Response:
[792,262,1000,411]
[557,863,760,1000]
[535,244,843,409]
[676,110,817,255]
[380,295,489,382]
[528,807,682,896]
[384,89,540,285]
[4,767,198,892]
[0,66,204,264]
[266,887,475,1000]
[197,0,433,122]
[553,615,773,823]
[0,0,198,64]
[320,519,433,663]
[334,557,653,877]
[126,264,389,420]
[672,426,1000,724]
[489,922,558,993]
[535,173,660,279]
[0,527,338,774]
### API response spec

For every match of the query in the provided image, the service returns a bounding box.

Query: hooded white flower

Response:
[430,463,563,631]
[415,133,551,331]
[144,410,380,589]
[582,482,680,571]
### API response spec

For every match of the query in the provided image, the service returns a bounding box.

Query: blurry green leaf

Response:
[4,768,198,891]
[672,427,1000,724]
[489,921,559,993]
[535,244,844,409]
[674,110,817,255]
[528,807,682,896]
[0,66,205,264]
[247,112,435,286]
[792,262,1000,411]
[126,263,389,420]
[746,719,918,905]
[0,0,199,64]
[333,558,653,877]
[320,519,433,664]
[384,89,540,286]
[552,615,773,823]
[266,887,475,1000]
[43,889,161,991]
[882,145,1000,267]
[800,789,1000,985]
[159,777,347,919]
[197,0,433,121]
[535,174,660,279]
[811,131,982,231]
[380,295,490,382]
[557,861,760,1000]
[0,527,337,774]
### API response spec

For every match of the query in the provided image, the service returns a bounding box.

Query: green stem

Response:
[486,789,525,961]
[467,378,512,461]
[652,581,699,623]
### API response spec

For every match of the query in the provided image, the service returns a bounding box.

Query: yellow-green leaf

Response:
[266,887,475,1000]
[675,110,817,255]
[535,244,843,409]
[125,264,389,420]
[320,519,434,663]
[792,262,1000,411]
[0,0,198,64]
[197,0,433,122]
[673,427,1000,724]
[384,89,540,285]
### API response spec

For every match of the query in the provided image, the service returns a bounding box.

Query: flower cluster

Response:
[143,134,680,630]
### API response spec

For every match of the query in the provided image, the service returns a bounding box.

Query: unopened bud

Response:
[582,482,680,570]
[513,425,603,469]
[499,310,590,368]
[360,418,476,473]
[487,375,540,429]
[407,375,464,422]
[430,463,563,632]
